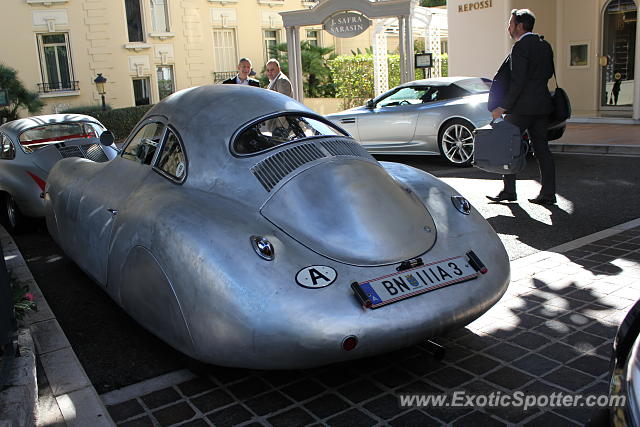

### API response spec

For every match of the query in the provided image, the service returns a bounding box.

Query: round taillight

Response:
[342,336,358,351]
[250,235,274,261]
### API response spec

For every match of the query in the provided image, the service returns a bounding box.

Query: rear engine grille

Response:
[251,143,325,191]
[57,144,109,162]
[320,138,373,159]
[58,145,83,158]
[80,144,109,162]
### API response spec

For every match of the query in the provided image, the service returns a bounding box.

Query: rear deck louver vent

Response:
[58,145,83,159]
[57,144,109,162]
[80,144,109,162]
[320,138,373,160]
[251,143,326,191]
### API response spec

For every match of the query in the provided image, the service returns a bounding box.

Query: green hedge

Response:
[440,53,448,77]
[62,104,153,141]
[328,54,401,109]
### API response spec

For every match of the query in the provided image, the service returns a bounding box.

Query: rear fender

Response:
[120,245,196,356]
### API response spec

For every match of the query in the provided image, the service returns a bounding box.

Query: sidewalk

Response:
[0,227,113,427]
[551,121,640,156]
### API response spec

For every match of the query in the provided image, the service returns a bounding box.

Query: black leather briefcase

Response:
[473,119,528,175]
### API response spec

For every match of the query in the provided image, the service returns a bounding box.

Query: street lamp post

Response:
[93,73,107,111]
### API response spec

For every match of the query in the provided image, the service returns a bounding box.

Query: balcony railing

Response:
[213,71,237,84]
[37,81,80,93]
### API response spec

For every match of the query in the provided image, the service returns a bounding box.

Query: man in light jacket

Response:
[265,59,293,98]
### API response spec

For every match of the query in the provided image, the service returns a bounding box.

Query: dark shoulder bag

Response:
[549,59,571,125]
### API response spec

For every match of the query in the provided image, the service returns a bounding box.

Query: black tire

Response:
[0,193,25,234]
[438,119,475,167]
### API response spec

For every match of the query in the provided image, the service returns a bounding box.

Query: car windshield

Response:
[19,122,104,153]
[233,114,346,155]
[377,87,429,107]
[454,78,492,94]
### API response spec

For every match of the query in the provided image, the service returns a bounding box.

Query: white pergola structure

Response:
[372,6,447,96]
[280,0,417,102]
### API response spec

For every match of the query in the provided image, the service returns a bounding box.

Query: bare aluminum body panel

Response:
[45,85,510,368]
[0,114,117,217]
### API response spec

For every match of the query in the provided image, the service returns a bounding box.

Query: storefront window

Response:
[601,0,636,108]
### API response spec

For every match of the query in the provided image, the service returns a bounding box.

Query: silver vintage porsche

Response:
[326,77,494,167]
[0,114,117,232]
[45,85,510,369]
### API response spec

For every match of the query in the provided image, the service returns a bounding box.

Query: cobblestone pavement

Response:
[101,226,640,426]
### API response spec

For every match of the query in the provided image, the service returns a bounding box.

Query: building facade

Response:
[447,0,639,119]
[0,0,372,113]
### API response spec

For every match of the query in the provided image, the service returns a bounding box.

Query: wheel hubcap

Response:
[6,197,16,229]
[442,124,474,164]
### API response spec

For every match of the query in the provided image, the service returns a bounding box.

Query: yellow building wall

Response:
[447,0,512,79]
[0,0,373,115]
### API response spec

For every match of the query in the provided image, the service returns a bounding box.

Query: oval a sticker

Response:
[296,265,337,289]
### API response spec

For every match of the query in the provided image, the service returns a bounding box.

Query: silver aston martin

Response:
[45,85,510,369]
[0,114,117,232]
[326,77,493,167]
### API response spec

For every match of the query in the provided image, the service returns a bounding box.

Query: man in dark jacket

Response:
[487,9,557,205]
[222,58,261,87]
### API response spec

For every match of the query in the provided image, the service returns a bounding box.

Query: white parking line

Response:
[100,369,195,405]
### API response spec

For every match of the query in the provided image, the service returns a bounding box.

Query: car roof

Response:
[142,84,319,191]
[400,76,486,87]
[0,114,102,140]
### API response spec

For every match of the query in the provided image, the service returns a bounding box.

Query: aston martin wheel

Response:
[438,119,475,167]
[1,193,24,234]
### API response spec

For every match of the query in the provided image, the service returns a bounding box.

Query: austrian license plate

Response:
[353,255,481,309]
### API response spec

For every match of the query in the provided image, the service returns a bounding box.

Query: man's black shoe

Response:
[528,196,556,205]
[486,191,517,202]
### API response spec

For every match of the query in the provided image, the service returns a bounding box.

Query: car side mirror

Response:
[366,99,375,109]
[100,130,115,146]
[99,130,121,154]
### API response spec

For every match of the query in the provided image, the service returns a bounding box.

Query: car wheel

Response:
[438,119,475,167]
[1,194,24,234]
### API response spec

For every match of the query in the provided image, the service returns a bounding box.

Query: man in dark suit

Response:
[222,57,261,87]
[487,9,557,205]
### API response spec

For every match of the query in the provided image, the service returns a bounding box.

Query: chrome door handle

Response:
[107,208,118,216]
[340,118,356,124]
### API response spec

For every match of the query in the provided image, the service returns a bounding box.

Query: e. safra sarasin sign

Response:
[323,12,371,38]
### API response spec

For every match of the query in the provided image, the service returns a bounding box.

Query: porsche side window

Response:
[156,130,186,181]
[122,122,164,165]
[377,87,428,108]
[0,134,15,160]
[234,114,345,155]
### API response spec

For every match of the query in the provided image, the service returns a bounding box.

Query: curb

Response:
[0,227,114,427]
[0,329,37,427]
[550,142,640,157]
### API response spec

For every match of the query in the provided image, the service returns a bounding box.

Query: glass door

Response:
[601,0,636,110]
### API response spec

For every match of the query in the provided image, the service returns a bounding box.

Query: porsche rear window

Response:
[19,122,103,153]
[233,114,346,155]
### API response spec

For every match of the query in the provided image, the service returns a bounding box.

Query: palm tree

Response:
[0,64,44,122]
